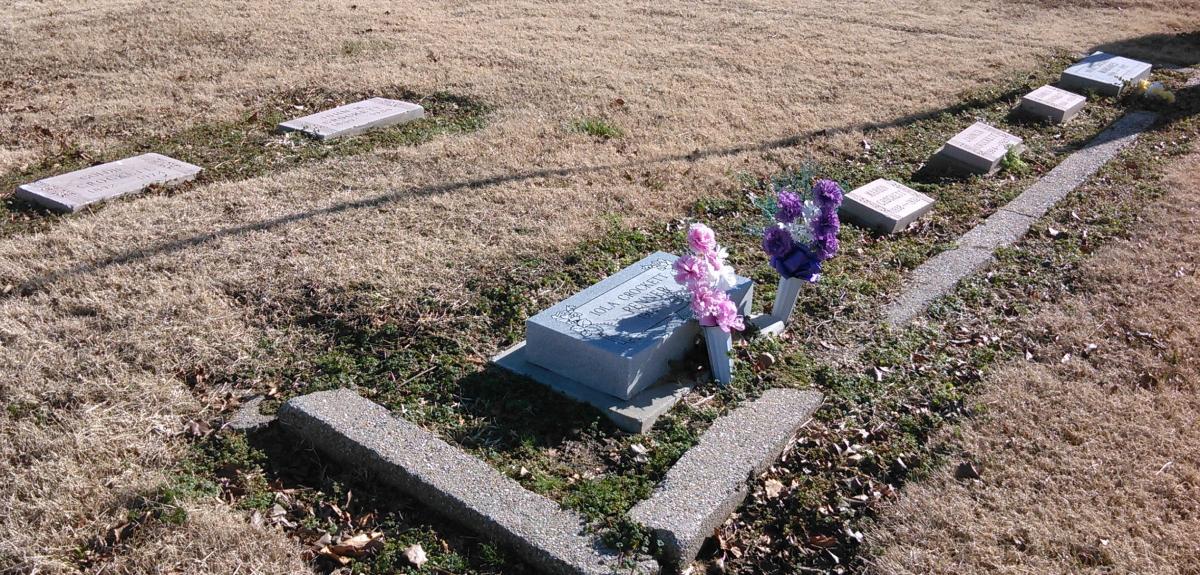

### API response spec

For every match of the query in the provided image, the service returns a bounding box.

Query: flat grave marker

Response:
[278,97,425,140]
[1020,85,1087,124]
[933,121,1023,175]
[16,153,202,212]
[1060,52,1151,97]
[840,178,934,234]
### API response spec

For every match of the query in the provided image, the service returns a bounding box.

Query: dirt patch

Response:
[862,150,1200,573]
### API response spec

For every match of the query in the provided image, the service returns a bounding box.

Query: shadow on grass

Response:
[1091,31,1200,68]
[1,68,1062,298]
[6,33,1200,296]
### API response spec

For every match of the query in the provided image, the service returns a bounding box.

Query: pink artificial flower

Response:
[691,287,744,333]
[673,254,709,287]
[713,297,745,333]
[687,223,718,255]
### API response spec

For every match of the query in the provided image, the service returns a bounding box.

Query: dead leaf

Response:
[330,532,384,557]
[763,479,784,499]
[755,352,776,370]
[317,546,352,565]
[403,543,428,567]
[955,461,981,480]
[808,533,837,548]
[184,419,212,437]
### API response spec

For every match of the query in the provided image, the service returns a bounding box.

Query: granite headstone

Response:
[1020,85,1087,124]
[934,122,1023,175]
[1060,52,1151,97]
[279,97,425,140]
[841,179,934,234]
[523,252,752,401]
[16,153,202,212]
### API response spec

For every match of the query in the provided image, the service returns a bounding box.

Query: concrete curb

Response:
[629,389,823,566]
[884,111,1159,326]
[279,389,658,575]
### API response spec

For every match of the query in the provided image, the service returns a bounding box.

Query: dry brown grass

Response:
[1,0,1199,572]
[864,150,1200,574]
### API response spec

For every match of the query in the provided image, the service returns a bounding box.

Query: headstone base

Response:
[492,341,693,434]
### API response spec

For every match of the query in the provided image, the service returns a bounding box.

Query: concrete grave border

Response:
[885,111,1159,325]
[629,389,823,566]
[280,389,659,575]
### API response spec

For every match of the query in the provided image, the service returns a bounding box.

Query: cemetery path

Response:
[0,1,1197,573]
[863,149,1200,574]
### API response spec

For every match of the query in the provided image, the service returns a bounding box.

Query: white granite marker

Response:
[841,179,934,234]
[1060,52,1151,97]
[1020,85,1087,124]
[934,122,1024,175]
[16,153,202,212]
[278,97,424,140]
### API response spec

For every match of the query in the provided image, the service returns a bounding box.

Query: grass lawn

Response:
[141,61,1199,573]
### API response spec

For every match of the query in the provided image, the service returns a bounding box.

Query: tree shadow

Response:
[2,86,1031,299]
[1090,31,1200,68]
[5,32,1198,299]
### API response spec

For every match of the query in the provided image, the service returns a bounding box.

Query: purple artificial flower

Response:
[775,188,805,224]
[809,179,842,261]
[687,223,718,255]
[770,243,822,282]
[761,224,794,258]
[811,179,844,211]
[810,210,840,261]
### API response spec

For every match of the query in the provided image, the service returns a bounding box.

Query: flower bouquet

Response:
[759,177,844,324]
[673,223,744,385]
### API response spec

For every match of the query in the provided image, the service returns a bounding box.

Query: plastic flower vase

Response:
[773,276,805,324]
[704,325,733,385]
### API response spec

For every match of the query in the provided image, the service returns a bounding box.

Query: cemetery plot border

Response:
[885,111,1158,325]
[629,389,822,566]
[280,389,660,575]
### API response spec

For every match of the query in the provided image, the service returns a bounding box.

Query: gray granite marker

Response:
[932,122,1024,175]
[885,111,1158,326]
[1020,85,1087,124]
[841,179,934,234]
[16,153,202,212]
[1060,52,1151,97]
[523,252,753,401]
[279,97,424,140]
[629,389,823,566]
[280,389,658,575]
